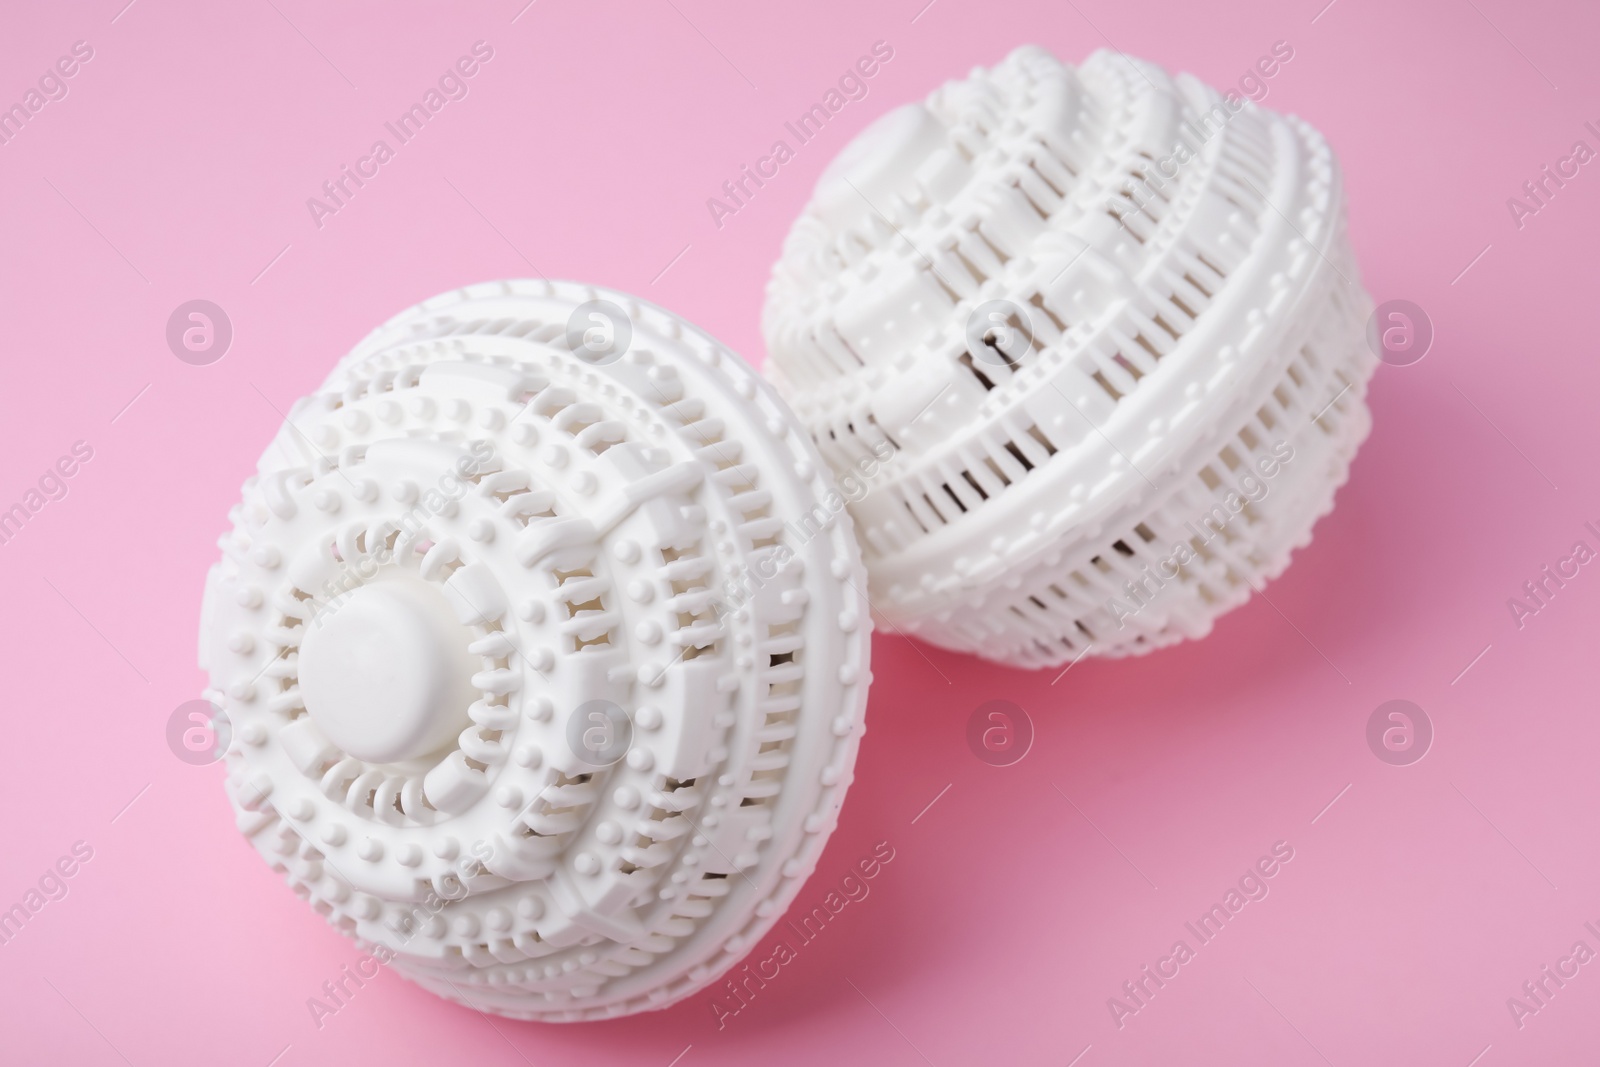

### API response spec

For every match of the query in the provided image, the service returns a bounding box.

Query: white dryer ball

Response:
[762,46,1378,668]
[197,280,871,1021]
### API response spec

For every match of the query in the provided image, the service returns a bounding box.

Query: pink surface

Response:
[1,0,1596,1063]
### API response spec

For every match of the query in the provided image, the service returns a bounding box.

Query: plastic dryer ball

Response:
[197,280,872,1021]
[761,46,1378,668]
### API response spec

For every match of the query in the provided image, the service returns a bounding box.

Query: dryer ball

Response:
[762,47,1377,667]
[197,280,871,1020]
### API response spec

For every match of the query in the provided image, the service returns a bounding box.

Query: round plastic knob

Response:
[761,46,1379,668]
[810,103,949,231]
[197,280,872,1021]
[298,580,477,765]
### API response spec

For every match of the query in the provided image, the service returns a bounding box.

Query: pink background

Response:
[1,0,1597,1063]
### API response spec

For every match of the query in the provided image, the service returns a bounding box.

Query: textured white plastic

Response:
[762,46,1379,669]
[197,280,872,1021]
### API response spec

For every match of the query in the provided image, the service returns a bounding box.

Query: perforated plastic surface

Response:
[196,280,872,1021]
[762,46,1378,668]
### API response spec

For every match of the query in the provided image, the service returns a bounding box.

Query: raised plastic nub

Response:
[298,580,476,765]
[810,103,947,230]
